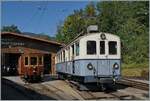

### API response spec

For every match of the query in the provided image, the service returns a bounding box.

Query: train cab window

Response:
[38,57,43,65]
[75,42,79,56]
[25,57,28,65]
[87,41,96,55]
[30,57,37,65]
[109,41,117,55]
[100,41,105,54]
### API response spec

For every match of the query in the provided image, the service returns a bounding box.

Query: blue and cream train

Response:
[55,26,121,85]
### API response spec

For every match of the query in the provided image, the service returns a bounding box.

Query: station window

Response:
[25,57,28,65]
[76,42,79,56]
[30,57,37,65]
[87,41,96,55]
[100,41,105,54]
[38,56,43,65]
[109,41,117,55]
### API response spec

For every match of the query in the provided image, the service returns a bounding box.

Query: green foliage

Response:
[1,24,21,33]
[55,1,149,66]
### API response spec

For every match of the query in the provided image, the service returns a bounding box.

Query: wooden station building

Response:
[1,32,63,75]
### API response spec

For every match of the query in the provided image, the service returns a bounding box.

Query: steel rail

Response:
[117,78,149,91]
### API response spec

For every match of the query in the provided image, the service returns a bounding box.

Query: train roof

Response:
[57,32,120,54]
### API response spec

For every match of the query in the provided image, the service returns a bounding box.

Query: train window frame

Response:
[75,42,79,56]
[24,56,29,66]
[38,56,43,66]
[109,41,117,55]
[87,41,97,55]
[100,41,105,55]
[30,56,38,66]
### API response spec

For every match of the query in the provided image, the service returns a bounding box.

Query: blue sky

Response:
[1,1,90,36]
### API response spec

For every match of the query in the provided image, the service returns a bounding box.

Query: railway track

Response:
[3,76,148,100]
[117,78,149,91]
[65,80,135,100]
[24,82,81,100]
[24,83,63,99]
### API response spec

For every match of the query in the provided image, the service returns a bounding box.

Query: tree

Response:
[1,25,21,33]
[55,1,149,65]
[56,9,85,43]
[96,1,149,64]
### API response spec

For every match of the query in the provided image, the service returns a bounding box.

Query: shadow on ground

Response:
[1,78,55,100]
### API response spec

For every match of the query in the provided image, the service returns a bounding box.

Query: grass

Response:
[122,63,149,69]
[122,68,148,77]
[121,63,149,78]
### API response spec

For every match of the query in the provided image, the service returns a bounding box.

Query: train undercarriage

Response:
[57,72,117,91]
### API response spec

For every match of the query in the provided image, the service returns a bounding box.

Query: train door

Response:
[97,39,110,76]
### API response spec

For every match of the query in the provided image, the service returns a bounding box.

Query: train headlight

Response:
[87,63,93,70]
[113,63,119,69]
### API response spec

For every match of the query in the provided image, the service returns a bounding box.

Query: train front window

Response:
[38,57,43,65]
[100,41,105,54]
[25,57,28,65]
[109,41,117,55]
[76,42,79,56]
[30,57,37,65]
[87,41,96,55]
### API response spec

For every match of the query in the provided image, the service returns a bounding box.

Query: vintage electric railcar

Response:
[55,26,121,86]
[19,53,44,81]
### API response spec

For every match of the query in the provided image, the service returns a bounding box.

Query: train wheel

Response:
[111,83,117,91]
[100,84,106,91]
[58,74,62,80]
[105,83,117,91]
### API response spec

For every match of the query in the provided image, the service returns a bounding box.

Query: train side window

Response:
[63,50,65,62]
[59,54,60,62]
[58,54,59,63]
[30,57,37,65]
[38,56,43,65]
[109,41,117,55]
[87,41,96,55]
[68,48,70,61]
[60,52,62,62]
[25,57,28,65]
[75,42,79,56]
[100,41,105,54]
[71,44,74,58]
